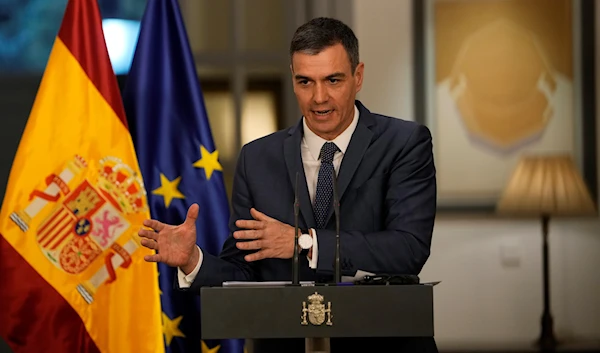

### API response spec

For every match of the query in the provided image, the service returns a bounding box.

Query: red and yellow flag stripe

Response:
[0,1,163,352]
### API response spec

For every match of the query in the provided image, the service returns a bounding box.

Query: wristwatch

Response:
[298,229,313,256]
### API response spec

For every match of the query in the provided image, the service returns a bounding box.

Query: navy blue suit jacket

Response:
[190,100,436,290]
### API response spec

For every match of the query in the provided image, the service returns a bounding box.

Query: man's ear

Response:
[354,62,365,92]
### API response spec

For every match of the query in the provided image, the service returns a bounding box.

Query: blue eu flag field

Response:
[122,1,245,352]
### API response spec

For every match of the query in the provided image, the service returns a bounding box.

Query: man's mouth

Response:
[312,109,333,116]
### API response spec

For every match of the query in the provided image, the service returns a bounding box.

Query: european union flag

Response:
[121,1,245,352]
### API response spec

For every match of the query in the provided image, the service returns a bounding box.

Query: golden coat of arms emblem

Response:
[301,292,332,326]
[8,155,147,304]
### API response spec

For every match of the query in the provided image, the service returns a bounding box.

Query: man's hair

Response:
[290,17,359,74]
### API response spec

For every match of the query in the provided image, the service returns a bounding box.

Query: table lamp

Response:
[496,154,597,351]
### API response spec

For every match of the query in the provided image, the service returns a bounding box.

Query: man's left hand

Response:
[234,208,297,262]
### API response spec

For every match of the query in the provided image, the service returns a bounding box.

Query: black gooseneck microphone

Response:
[332,172,341,284]
[292,172,300,285]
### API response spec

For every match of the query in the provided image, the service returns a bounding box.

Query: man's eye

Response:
[329,79,339,84]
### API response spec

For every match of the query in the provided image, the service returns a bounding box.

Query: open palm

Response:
[138,204,199,268]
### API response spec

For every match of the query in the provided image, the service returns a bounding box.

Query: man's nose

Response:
[312,83,329,104]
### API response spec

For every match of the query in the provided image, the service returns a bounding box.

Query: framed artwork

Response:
[413,0,597,212]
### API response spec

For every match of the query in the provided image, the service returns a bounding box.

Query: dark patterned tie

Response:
[313,142,339,229]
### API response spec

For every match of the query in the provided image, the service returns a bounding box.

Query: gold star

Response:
[193,145,222,180]
[162,312,185,346]
[201,340,220,353]
[152,173,185,208]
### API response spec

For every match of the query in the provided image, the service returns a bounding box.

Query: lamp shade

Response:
[496,154,597,217]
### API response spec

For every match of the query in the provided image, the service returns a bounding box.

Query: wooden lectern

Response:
[201,282,438,353]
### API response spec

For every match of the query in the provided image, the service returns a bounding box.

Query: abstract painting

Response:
[416,0,588,210]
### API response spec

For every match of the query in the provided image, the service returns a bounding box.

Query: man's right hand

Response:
[138,203,200,274]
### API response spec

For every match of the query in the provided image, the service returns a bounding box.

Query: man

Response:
[139,17,437,352]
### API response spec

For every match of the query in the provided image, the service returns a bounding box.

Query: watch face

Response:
[298,233,312,249]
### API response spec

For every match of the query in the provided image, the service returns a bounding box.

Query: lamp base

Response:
[536,214,558,352]
[535,311,557,352]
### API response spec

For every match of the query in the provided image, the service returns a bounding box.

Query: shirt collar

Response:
[302,105,359,161]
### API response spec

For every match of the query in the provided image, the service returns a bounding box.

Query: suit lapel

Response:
[284,121,316,228]
[337,121,374,200]
[324,102,375,226]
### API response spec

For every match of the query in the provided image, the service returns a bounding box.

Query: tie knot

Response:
[319,142,339,164]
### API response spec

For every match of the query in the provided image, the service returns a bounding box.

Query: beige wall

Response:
[353,0,600,348]
[353,0,414,120]
[182,0,285,53]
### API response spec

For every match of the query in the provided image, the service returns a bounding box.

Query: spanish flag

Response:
[0,1,164,352]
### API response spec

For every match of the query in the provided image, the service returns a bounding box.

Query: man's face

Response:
[291,43,364,141]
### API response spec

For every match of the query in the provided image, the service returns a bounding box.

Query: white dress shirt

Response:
[177,105,359,287]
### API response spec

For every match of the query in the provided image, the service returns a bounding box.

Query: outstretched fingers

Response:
[140,238,158,250]
[245,250,269,262]
[250,208,274,222]
[143,219,166,232]
[236,239,262,250]
[138,228,159,241]
[144,253,163,263]
[185,203,199,225]
[235,219,264,230]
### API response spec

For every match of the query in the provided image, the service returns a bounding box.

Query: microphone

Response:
[292,172,300,285]
[332,172,341,284]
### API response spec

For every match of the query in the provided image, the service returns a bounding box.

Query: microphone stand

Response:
[292,172,300,285]
[332,173,341,284]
